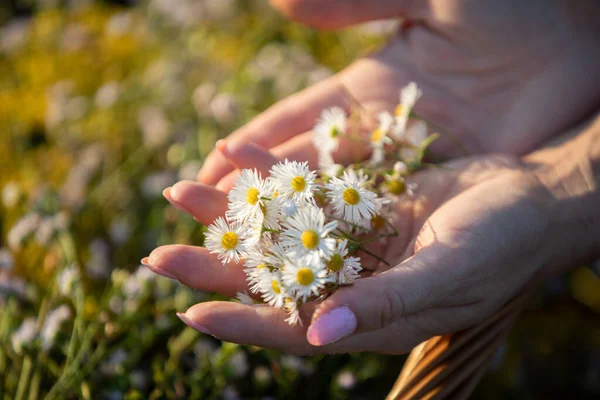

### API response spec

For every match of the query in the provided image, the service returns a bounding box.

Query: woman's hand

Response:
[144,121,600,355]
[197,0,600,188]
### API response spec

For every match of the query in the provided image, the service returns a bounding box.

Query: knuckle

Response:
[378,288,407,330]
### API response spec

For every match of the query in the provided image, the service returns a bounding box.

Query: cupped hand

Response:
[197,0,600,188]
[145,141,557,355]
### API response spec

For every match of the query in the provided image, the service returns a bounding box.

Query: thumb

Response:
[306,248,444,346]
[270,0,426,30]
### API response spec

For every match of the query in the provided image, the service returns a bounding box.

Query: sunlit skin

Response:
[149,119,600,354]
[197,0,600,191]
[145,0,600,355]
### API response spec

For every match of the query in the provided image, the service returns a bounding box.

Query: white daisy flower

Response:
[204,217,248,264]
[370,111,394,165]
[281,206,338,262]
[400,120,429,162]
[243,248,269,292]
[393,161,408,176]
[243,197,280,250]
[226,169,269,222]
[325,170,377,224]
[236,291,255,305]
[269,160,316,203]
[325,240,362,285]
[282,258,331,302]
[312,106,346,152]
[263,242,290,270]
[280,199,298,218]
[284,298,302,326]
[257,269,286,308]
[392,82,422,138]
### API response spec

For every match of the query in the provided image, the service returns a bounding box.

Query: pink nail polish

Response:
[141,257,178,280]
[176,312,211,334]
[307,306,357,346]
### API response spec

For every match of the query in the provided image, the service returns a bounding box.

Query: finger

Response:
[176,300,404,355]
[270,0,425,30]
[142,245,248,297]
[306,246,451,346]
[215,132,373,192]
[216,140,281,175]
[197,77,349,184]
[164,181,228,225]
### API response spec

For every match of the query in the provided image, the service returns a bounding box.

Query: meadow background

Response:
[1,0,599,399]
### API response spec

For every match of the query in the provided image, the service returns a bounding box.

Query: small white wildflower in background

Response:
[95,81,122,109]
[326,170,377,224]
[7,212,41,250]
[2,181,21,208]
[269,160,316,203]
[40,305,71,351]
[210,92,239,124]
[0,248,14,270]
[57,264,79,296]
[35,217,56,247]
[110,216,132,245]
[337,370,357,390]
[281,207,337,262]
[204,217,248,264]
[12,317,37,354]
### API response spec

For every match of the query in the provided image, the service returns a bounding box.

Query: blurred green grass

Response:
[0,1,599,399]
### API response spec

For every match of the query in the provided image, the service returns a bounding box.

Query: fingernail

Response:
[141,257,178,280]
[215,139,229,157]
[176,312,211,334]
[307,306,357,346]
[162,187,188,213]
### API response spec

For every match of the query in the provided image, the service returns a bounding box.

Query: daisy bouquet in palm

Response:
[204,83,437,326]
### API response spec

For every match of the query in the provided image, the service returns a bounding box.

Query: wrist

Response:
[525,114,600,276]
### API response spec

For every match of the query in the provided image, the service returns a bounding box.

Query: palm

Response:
[150,151,546,354]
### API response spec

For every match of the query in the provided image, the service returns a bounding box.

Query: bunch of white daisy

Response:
[204,83,437,326]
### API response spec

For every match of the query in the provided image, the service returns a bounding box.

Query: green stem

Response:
[15,355,32,400]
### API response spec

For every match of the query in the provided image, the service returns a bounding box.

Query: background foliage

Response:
[1,1,599,399]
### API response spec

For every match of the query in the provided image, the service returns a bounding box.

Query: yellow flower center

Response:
[330,126,339,138]
[271,280,280,294]
[296,268,314,286]
[326,254,344,272]
[301,230,319,249]
[342,188,360,205]
[371,128,383,143]
[387,179,405,195]
[272,190,279,198]
[257,263,266,269]
[285,297,293,306]
[395,104,403,117]
[371,215,385,231]
[246,187,260,205]
[291,176,306,192]
[221,231,238,250]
